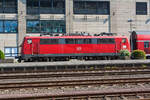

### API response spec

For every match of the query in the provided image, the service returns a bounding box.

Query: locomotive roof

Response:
[24,35,127,39]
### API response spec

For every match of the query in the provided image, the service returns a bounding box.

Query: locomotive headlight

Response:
[123,45,127,49]
[27,39,32,44]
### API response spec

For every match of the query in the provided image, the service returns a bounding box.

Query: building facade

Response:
[0,0,149,57]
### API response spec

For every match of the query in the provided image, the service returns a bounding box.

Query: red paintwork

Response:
[21,36,130,57]
[134,34,150,54]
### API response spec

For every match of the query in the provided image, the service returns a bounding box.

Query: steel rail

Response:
[0,70,150,79]
[0,77,150,89]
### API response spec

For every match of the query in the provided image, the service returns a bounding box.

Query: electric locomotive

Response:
[18,34,130,62]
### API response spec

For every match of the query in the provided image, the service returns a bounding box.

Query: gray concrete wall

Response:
[110,0,136,38]
[110,0,150,39]
[0,14,17,52]
[73,15,109,34]
[0,34,17,52]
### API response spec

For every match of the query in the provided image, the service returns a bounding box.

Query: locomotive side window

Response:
[97,38,115,44]
[75,39,83,44]
[65,39,74,44]
[65,38,92,44]
[144,42,149,48]
[83,39,92,44]
[40,39,59,44]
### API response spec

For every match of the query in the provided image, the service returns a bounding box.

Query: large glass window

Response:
[27,0,39,8]
[53,0,64,9]
[0,0,2,7]
[41,21,52,33]
[27,0,39,14]
[40,0,51,8]
[27,0,65,14]
[0,21,3,32]
[4,47,18,57]
[0,20,17,33]
[4,21,18,33]
[27,20,66,33]
[40,20,66,33]
[74,1,110,14]
[0,0,17,13]
[27,21,40,33]
[0,0,3,13]
[97,2,110,14]
[136,2,147,15]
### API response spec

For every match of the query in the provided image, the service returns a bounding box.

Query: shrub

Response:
[0,50,5,60]
[119,50,130,59]
[131,50,146,59]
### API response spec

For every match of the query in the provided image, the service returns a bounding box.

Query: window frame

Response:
[97,38,115,44]
[26,20,66,34]
[73,1,110,15]
[27,0,65,14]
[65,38,92,44]
[144,42,149,48]
[26,20,40,33]
[0,20,18,33]
[40,38,59,44]
[4,47,18,57]
[0,0,17,13]
[136,2,147,15]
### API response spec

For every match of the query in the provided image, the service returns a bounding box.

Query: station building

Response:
[0,0,149,58]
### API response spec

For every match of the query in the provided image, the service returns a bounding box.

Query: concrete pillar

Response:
[65,0,73,34]
[110,0,117,33]
[18,0,26,54]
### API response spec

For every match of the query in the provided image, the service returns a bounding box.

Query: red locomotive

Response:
[131,31,150,57]
[19,34,130,62]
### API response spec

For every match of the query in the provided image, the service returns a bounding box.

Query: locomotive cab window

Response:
[27,39,32,44]
[144,42,149,48]
[97,38,115,44]
[122,38,126,43]
[40,39,59,44]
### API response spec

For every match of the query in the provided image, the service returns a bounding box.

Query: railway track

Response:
[0,77,150,89]
[1,61,150,100]
[0,68,150,79]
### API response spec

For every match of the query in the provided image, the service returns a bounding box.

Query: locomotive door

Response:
[115,38,127,53]
[115,39,122,53]
[32,39,39,55]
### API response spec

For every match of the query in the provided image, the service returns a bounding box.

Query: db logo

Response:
[76,47,82,51]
